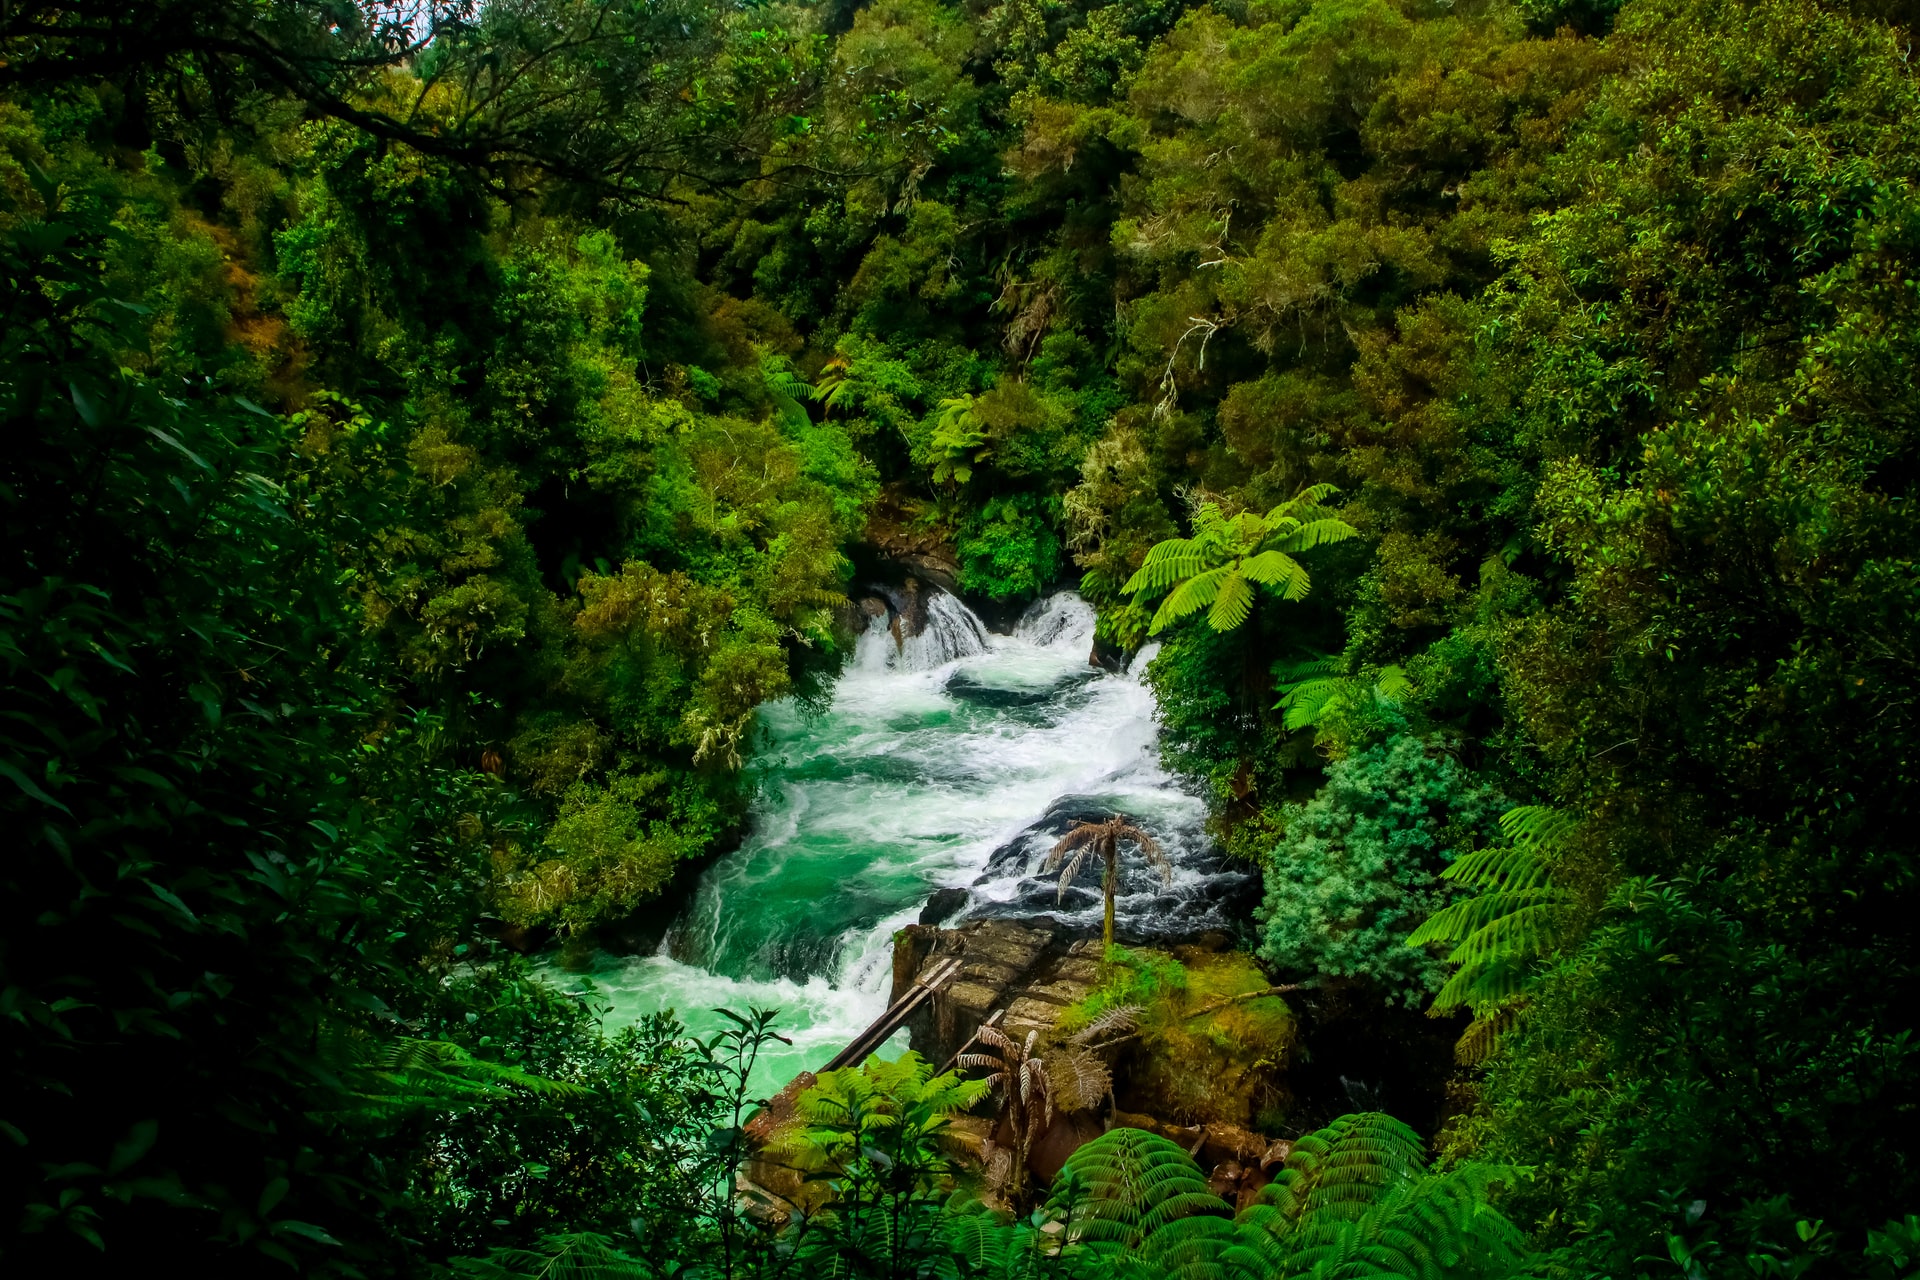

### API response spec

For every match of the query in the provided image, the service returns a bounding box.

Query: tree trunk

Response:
[1102,841,1117,949]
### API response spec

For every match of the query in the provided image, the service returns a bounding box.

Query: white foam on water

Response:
[1012,591,1097,653]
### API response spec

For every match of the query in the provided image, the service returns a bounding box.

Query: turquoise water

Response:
[550,592,1246,1097]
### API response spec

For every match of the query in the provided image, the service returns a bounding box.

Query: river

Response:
[553,589,1253,1095]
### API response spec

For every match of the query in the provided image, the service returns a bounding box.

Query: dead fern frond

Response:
[1043,1047,1113,1113]
[1070,1003,1143,1048]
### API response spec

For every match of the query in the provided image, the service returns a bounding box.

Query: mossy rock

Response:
[1056,945,1294,1130]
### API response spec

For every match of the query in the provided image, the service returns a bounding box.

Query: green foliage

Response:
[1407,806,1581,1061]
[1272,656,1415,760]
[1258,735,1505,1004]
[1044,1115,1528,1280]
[11,0,1920,1269]
[1059,1127,1227,1251]
[1057,949,1293,1129]
[1123,488,1359,635]
[777,1052,992,1188]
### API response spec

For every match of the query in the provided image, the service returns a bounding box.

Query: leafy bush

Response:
[1257,735,1504,1003]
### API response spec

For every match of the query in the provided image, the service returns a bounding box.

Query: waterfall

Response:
[1013,591,1096,653]
[852,611,895,673]
[854,586,991,672]
[898,589,990,670]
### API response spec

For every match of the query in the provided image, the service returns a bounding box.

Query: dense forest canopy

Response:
[3,0,1919,1273]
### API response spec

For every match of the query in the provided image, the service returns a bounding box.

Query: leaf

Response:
[258,1176,290,1216]
[108,1119,158,1173]
[270,1219,342,1246]
[0,760,70,813]
[1207,572,1254,631]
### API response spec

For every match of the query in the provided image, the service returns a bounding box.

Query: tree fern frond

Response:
[1217,1124,1529,1280]
[1140,1191,1237,1235]
[1271,517,1361,552]
[1263,483,1341,521]
[1437,845,1561,892]
[1414,806,1583,1039]
[1274,559,1312,602]
[1375,665,1412,700]
[1443,903,1568,968]
[1130,832,1173,881]
[1275,676,1345,730]
[1048,825,1106,858]
[1431,954,1534,1014]
[1273,655,1344,682]
[1498,805,1580,855]
[1151,566,1230,633]
[1207,572,1255,632]
[1053,847,1094,900]
[1454,1005,1526,1064]
[1062,1128,1226,1249]
[1071,1004,1144,1047]
[1408,888,1565,948]
[975,1024,1019,1056]
[1122,541,1210,595]
[1043,1048,1112,1113]
[1237,549,1303,586]
[945,1211,1010,1273]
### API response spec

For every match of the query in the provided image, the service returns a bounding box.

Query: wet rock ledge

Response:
[891,918,1099,1067]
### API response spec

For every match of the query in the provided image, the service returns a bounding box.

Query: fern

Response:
[1407,805,1581,1060]
[1043,1047,1113,1114]
[322,1027,592,1115]
[1257,1112,1427,1223]
[1121,487,1358,635]
[1070,1003,1144,1049]
[1059,1127,1232,1250]
[1068,1115,1529,1280]
[449,1231,651,1278]
[775,1051,990,1171]
[1046,818,1170,947]
[1273,656,1412,732]
[1233,1115,1528,1280]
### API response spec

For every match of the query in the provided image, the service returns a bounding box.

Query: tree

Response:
[0,0,818,209]
[958,1025,1053,1207]
[1120,488,1358,636]
[1046,817,1171,949]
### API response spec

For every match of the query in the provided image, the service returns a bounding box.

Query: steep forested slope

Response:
[3,0,1918,1274]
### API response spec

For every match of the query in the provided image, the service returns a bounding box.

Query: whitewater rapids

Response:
[554,589,1251,1094]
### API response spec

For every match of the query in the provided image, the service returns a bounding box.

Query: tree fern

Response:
[776,1051,990,1174]
[1407,806,1580,1061]
[1122,487,1358,635]
[1069,1115,1530,1280]
[1059,1127,1232,1250]
[1273,656,1413,732]
[449,1231,652,1279]
[930,395,993,485]
[322,1027,592,1115]
[1257,1112,1427,1223]
[1236,1115,1528,1280]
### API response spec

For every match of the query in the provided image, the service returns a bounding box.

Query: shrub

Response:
[1257,734,1503,1003]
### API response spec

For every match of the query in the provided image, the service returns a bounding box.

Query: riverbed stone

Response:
[920,887,969,925]
[1052,957,1101,985]
[1017,977,1091,1007]
[1002,996,1068,1041]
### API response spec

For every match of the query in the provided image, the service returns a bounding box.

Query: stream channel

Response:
[552,590,1255,1096]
